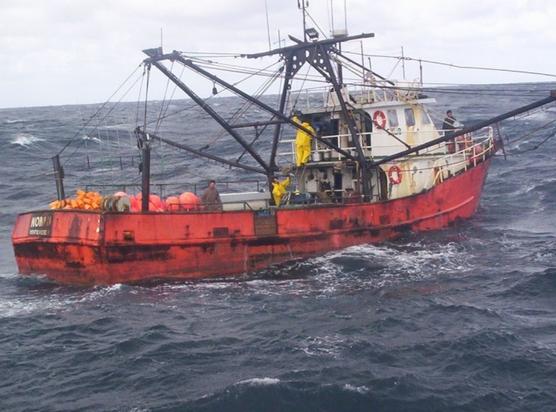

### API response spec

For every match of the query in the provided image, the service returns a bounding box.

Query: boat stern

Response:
[12,210,104,284]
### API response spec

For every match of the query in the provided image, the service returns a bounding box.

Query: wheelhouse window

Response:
[387,109,399,128]
[404,108,415,126]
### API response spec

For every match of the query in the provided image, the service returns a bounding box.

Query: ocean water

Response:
[1,83,556,411]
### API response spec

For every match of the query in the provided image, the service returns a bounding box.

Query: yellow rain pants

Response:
[295,120,314,167]
[272,177,291,206]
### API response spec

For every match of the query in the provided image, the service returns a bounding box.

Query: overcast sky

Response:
[1,0,555,109]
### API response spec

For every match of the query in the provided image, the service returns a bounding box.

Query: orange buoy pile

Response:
[49,190,202,213]
[130,193,166,212]
[49,190,102,210]
[130,192,201,212]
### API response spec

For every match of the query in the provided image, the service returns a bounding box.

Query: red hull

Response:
[12,161,490,285]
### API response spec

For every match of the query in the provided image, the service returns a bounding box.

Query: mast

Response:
[300,0,308,41]
[140,137,151,212]
[141,63,152,212]
[52,154,65,200]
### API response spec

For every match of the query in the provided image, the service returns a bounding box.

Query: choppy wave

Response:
[237,377,281,386]
[9,133,45,147]
[1,84,556,411]
[81,135,101,142]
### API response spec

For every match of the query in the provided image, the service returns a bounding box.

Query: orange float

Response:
[179,192,200,211]
[165,196,180,211]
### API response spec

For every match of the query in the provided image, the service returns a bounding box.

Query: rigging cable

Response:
[57,63,142,156]
[290,64,313,111]
[505,115,556,150]
[154,60,175,134]
[305,9,328,39]
[60,69,144,168]
[204,62,283,149]
[147,59,282,128]
[135,65,146,127]
[340,50,556,79]
[153,64,187,130]
[143,64,151,131]
[187,56,551,98]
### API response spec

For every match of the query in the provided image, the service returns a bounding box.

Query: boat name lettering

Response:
[29,213,53,237]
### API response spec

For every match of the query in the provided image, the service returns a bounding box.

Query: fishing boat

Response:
[12,5,556,285]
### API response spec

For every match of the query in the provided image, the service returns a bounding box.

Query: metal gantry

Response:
[134,36,556,207]
[141,32,378,198]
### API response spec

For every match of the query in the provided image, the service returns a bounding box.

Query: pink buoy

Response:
[129,195,141,212]
[165,196,180,212]
[179,192,200,211]
[149,194,165,212]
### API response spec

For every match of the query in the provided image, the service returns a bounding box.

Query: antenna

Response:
[330,0,334,34]
[298,0,309,41]
[264,0,272,50]
[160,28,163,49]
[401,46,406,80]
[343,0,347,33]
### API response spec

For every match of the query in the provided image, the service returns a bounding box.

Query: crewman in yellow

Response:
[272,176,291,206]
[293,115,314,167]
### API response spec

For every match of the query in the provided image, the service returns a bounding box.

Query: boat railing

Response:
[278,126,494,163]
[85,180,265,198]
[432,132,495,184]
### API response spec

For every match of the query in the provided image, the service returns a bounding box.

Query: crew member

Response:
[294,114,315,167]
[272,176,291,206]
[442,110,457,135]
[201,179,222,211]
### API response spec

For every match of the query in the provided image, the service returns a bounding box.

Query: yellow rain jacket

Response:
[294,117,314,167]
[272,177,291,206]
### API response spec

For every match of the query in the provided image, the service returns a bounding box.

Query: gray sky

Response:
[1,0,555,109]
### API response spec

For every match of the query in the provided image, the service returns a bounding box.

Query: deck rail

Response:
[278,127,494,164]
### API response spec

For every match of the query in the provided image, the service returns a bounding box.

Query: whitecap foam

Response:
[82,135,101,143]
[0,283,127,318]
[10,133,44,147]
[0,295,78,318]
[307,241,471,290]
[299,334,345,358]
[82,283,124,301]
[343,383,369,394]
[237,377,280,386]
